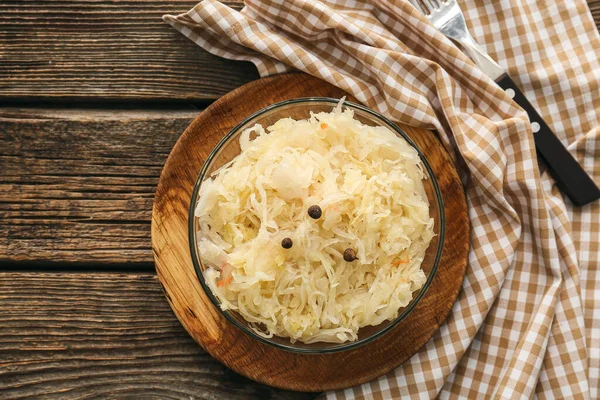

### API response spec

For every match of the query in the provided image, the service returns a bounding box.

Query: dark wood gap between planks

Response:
[0,261,154,272]
[0,98,215,110]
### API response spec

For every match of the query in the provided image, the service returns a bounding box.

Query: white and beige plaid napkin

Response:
[164,1,600,398]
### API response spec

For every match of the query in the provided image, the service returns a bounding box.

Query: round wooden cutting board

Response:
[152,73,469,392]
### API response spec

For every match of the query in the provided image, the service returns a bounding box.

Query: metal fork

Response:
[408,0,600,206]
[409,0,504,79]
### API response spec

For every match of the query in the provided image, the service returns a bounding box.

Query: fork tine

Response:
[420,0,434,14]
[422,0,439,12]
[409,0,428,15]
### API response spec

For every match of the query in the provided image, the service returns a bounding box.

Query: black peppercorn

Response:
[308,205,322,219]
[281,237,293,249]
[343,248,357,262]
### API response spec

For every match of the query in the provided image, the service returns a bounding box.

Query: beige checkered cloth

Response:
[164,1,600,398]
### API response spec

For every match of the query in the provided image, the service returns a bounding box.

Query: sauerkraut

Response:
[195,102,435,344]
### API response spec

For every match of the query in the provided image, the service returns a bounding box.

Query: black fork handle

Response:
[496,73,600,206]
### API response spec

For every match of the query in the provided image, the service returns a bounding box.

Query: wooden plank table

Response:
[1,1,599,398]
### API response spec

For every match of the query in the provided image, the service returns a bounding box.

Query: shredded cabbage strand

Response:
[195,105,434,344]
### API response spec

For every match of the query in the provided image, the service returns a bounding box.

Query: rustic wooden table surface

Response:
[1,1,599,399]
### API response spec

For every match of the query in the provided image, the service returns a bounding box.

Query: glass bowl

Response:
[189,98,445,354]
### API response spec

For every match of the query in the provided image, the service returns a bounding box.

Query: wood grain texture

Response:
[0,271,315,400]
[0,0,258,101]
[0,108,199,264]
[152,73,470,391]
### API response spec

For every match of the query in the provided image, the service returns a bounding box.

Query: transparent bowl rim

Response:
[188,97,446,354]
